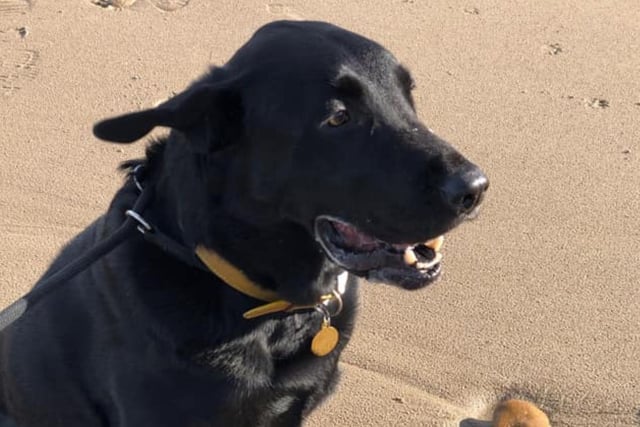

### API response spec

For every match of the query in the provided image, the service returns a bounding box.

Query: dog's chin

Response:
[366,264,443,290]
[314,216,444,290]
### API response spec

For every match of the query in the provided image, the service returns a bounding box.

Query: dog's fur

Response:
[0,21,487,427]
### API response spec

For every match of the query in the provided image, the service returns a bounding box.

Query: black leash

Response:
[0,165,344,332]
[128,210,208,274]
[25,181,153,306]
[0,182,154,330]
[1,166,209,330]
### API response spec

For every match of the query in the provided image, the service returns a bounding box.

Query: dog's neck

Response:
[139,139,341,306]
[195,245,347,325]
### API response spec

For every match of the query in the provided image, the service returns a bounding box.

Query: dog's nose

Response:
[441,166,489,215]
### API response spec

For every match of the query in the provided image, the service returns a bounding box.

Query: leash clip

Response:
[320,290,344,317]
[318,271,347,317]
[125,210,153,234]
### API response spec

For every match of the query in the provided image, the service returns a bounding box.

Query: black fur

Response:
[0,21,487,426]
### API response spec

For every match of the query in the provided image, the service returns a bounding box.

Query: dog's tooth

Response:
[403,247,418,266]
[424,236,444,252]
[417,252,442,269]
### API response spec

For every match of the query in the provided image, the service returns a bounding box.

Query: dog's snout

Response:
[441,166,488,215]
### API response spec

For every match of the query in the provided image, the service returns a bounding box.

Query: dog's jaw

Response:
[314,216,445,289]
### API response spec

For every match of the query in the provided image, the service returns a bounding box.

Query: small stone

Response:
[622,149,631,154]
[547,43,563,55]
[392,397,405,404]
[493,399,550,427]
[17,27,28,38]
[586,98,609,109]
[464,7,480,14]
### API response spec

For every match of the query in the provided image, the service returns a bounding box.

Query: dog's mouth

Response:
[314,216,444,289]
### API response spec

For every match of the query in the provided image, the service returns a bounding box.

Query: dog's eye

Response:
[327,110,350,127]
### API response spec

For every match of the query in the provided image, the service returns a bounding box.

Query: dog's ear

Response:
[93,82,241,149]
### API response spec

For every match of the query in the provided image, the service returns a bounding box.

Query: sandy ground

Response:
[1,1,639,425]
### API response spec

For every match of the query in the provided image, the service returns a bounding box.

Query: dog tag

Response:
[311,318,339,357]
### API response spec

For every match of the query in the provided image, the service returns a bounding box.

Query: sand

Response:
[1,1,639,425]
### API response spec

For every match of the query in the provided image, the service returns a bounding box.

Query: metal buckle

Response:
[315,302,332,320]
[125,210,152,234]
[320,290,344,318]
[132,164,144,193]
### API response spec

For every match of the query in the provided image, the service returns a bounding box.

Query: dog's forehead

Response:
[228,21,399,82]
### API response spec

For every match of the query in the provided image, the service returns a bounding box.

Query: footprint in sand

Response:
[267,3,304,20]
[0,0,32,15]
[0,48,39,97]
[91,0,138,8]
[91,0,189,12]
[585,97,609,109]
[148,0,189,12]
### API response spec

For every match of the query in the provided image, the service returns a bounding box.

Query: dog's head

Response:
[94,21,488,291]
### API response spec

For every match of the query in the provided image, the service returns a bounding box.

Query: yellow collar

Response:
[195,245,339,320]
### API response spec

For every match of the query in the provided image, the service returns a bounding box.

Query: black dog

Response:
[0,21,487,427]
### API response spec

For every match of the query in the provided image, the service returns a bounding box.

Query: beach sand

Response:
[1,1,639,425]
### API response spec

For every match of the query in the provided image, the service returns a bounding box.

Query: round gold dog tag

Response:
[311,325,339,357]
